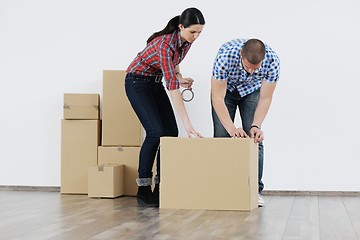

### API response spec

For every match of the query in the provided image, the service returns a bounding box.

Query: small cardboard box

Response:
[160,137,258,211]
[98,146,156,196]
[88,165,125,198]
[102,70,143,146]
[98,146,140,196]
[61,120,100,194]
[63,93,100,120]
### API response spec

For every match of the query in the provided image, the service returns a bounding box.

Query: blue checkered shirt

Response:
[212,39,280,97]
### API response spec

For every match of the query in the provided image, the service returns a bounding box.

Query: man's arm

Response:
[252,80,277,127]
[250,80,277,142]
[211,76,247,137]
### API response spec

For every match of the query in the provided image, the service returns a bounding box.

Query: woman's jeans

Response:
[211,89,264,193]
[125,73,178,184]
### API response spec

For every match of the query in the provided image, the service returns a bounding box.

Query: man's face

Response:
[240,53,262,74]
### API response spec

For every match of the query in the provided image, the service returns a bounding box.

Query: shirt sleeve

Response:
[158,41,179,90]
[264,52,280,83]
[212,52,229,81]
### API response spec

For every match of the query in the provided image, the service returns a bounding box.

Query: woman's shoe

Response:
[137,186,158,207]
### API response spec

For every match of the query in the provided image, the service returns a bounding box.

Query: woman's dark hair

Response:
[146,7,205,44]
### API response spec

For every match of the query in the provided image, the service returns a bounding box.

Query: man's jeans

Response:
[125,73,178,181]
[211,89,264,193]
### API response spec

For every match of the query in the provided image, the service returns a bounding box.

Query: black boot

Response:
[153,184,159,204]
[137,186,157,207]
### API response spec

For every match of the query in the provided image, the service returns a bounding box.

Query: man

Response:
[211,38,280,207]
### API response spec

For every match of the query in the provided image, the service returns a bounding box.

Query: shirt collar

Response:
[176,30,191,48]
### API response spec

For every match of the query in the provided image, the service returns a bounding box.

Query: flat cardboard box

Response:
[102,70,143,146]
[160,137,258,211]
[61,120,100,194]
[98,146,140,196]
[63,93,100,120]
[88,165,125,198]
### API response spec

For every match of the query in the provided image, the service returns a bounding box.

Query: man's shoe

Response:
[258,193,265,207]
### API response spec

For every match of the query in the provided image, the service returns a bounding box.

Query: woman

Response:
[125,7,205,207]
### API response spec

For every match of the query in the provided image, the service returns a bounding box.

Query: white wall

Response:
[1,0,359,191]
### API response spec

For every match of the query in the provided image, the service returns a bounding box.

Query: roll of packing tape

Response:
[181,88,194,102]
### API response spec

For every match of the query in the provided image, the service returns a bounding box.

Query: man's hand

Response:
[250,127,264,143]
[230,127,248,138]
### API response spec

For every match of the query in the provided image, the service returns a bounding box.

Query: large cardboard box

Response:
[160,137,258,211]
[98,146,140,196]
[88,165,125,198]
[63,93,100,120]
[102,70,143,146]
[61,120,100,194]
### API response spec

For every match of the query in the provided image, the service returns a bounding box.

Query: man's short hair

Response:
[242,39,266,64]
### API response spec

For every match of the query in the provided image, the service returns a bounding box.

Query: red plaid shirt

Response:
[126,30,192,90]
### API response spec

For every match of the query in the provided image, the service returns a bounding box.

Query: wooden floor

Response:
[0,191,359,240]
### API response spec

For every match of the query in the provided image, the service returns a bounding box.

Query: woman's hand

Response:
[186,128,203,138]
[179,77,194,89]
[184,122,203,138]
[187,128,203,138]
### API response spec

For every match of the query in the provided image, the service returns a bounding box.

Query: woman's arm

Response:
[169,89,202,138]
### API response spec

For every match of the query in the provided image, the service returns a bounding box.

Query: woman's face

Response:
[179,24,204,43]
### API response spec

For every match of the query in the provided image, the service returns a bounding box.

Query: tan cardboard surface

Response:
[61,120,100,194]
[63,93,100,120]
[88,165,125,198]
[102,70,143,146]
[160,137,258,211]
[98,146,140,196]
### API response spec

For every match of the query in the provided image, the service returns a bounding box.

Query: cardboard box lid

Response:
[64,93,100,108]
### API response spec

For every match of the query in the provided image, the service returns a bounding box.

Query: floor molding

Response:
[0,185,60,192]
[1,186,359,197]
[263,190,360,197]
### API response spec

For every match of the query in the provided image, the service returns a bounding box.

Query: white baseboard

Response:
[0,185,60,192]
[1,186,359,197]
[263,190,360,197]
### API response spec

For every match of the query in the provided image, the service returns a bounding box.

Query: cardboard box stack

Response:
[61,94,101,194]
[60,71,144,198]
